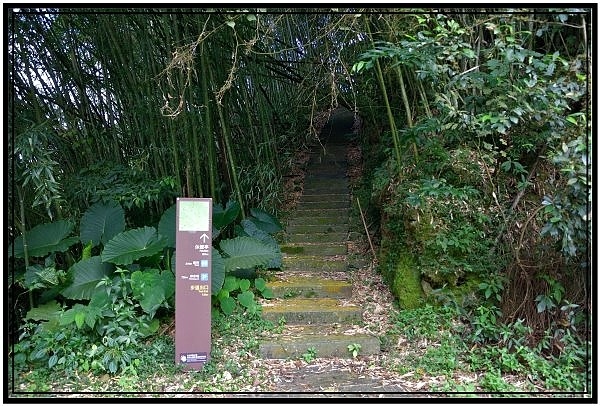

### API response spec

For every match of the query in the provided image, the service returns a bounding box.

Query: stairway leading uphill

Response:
[258,139,380,360]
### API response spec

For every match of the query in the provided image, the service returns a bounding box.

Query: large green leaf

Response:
[139,318,160,337]
[241,219,282,268]
[101,226,167,265]
[211,248,225,293]
[237,290,255,308]
[161,270,175,301]
[60,303,88,329]
[9,220,79,258]
[249,208,283,234]
[130,269,167,315]
[60,256,114,300]
[219,296,236,315]
[213,200,240,230]
[220,236,277,273]
[25,300,62,321]
[24,300,62,333]
[158,204,176,248]
[80,201,125,246]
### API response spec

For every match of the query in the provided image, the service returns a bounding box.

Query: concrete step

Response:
[259,328,380,359]
[302,187,348,196]
[286,232,347,244]
[283,255,347,272]
[285,217,349,228]
[281,243,347,256]
[303,179,348,188]
[305,167,347,174]
[270,367,400,392]
[294,208,350,219]
[261,298,362,325]
[307,157,347,164]
[308,151,347,160]
[306,163,347,170]
[304,173,347,181]
[288,212,348,223]
[268,275,353,299]
[299,193,348,203]
[296,200,349,210]
[285,224,348,234]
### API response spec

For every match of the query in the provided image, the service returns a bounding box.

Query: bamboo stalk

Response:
[357,197,376,260]
[201,45,218,200]
[365,16,402,170]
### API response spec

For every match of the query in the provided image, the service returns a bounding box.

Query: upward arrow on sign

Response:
[200,233,210,243]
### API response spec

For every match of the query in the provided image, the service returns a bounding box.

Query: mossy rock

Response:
[391,251,424,310]
[447,147,485,187]
[421,274,481,311]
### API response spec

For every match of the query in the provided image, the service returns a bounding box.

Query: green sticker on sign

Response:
[178,200,210,232]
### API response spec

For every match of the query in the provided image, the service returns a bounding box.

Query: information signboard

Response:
[175,198,212,370]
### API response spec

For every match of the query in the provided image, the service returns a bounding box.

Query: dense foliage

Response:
[350,10,591,389]
[8,7,591,393]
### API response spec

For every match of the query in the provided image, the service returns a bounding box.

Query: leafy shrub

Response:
[63,161,178,226]
[541,131,591,259]
[10,198,284,376]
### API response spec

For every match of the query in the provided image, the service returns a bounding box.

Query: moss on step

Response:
[287,216,348,226]
[282,255,347,272]
[269,276,353,299]
[262,298,362,324]
[281,243,346,256]
[286,232,347,244]
[281,245,305,255]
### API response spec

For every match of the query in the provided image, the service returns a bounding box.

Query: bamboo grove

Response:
[9,10,367,229]
[8,8,592,347]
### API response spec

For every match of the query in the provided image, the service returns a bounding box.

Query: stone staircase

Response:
[258,141,380,360]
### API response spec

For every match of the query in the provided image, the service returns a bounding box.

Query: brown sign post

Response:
[175,198,212,370]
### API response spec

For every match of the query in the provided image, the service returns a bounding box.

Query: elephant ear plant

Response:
[11,201,173,374]
[209,201,281,316]
[10,199,283,375]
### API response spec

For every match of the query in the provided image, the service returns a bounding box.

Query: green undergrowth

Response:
[379,240,423,310]
[383,303,590,393]
[10,309,278,394]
